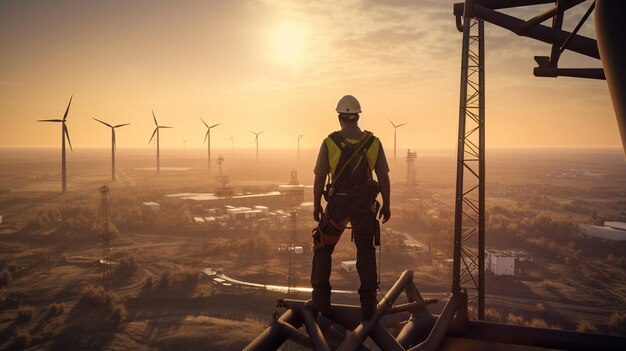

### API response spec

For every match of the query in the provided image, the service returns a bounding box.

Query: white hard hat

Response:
[336,95,362,114]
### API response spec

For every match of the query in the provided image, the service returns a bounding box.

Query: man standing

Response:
[309,95,391,321]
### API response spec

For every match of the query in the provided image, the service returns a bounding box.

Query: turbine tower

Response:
[297,133,305,162]
[37,96,74,193]
[149,111,172,174]
[201,118,220,172]
[228,135,234,154]
[389,119,407,161]
[250,130,263,162]
[93,118,129,182]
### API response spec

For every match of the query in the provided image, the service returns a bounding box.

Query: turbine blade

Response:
[149,128,158,143]
[63,95,73,121]
[92,117,112,128]
[258,131,264,135]
[397,123,408,127]
[113,130,117,150]
[113,123,130,128]
[64,124,73,151]
[159,126,173,129]
[204,130,209,144]
[37,119,63,122]
[152,110,158,126]
[200,117,209,128]
[210,123,221,129]
[388,119,396,128]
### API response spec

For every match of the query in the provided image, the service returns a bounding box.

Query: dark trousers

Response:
[311,194,378,305]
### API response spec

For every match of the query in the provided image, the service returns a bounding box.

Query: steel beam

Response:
[243,308,302,351]
[449,320,626,350]
[408,293,466,351]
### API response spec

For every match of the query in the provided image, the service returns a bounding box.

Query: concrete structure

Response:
[226,207,264,220]
[485,249,532,276]
[341,260,357,273]
[254,206,270,215]
[164,191,285,208]
[142,201,160,212]
[578,222,626,241]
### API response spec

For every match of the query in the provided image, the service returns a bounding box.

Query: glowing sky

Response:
[0,0,620,149]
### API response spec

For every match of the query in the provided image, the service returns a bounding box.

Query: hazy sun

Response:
[270,22,307,65]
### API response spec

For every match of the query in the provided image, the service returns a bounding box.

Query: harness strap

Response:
[326,131,374,197]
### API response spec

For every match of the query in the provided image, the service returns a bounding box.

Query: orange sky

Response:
[0,0,620,150]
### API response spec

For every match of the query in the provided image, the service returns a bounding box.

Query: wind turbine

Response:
[93,118,129,182]
[200,118,220,172]
[149,111,172,174]
[182,138,189,156]
[37,96,74,193]
[228,134,234,154]
[250,130,263,162]
[389,119,407,161]
[297,133,305,162]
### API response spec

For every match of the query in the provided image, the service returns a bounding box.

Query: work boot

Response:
[360,298,377,321]
[304,298,332,316]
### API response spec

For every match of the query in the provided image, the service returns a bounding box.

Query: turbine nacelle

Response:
[201,118,220,144]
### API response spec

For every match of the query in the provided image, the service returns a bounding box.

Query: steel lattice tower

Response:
[452,1,485,321]
[406,149,417,199]
[286,170,304,294]
[99,185,113,289]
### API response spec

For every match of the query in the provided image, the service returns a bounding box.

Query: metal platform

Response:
[244,270,625,350]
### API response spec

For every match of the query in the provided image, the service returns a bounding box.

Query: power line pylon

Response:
[286,169,304,294]
[452,0,485,321]
[99,185,113,290]
[406,149,417,199]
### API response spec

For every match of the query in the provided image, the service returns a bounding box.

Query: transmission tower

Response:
[99,185,113,290]
[452,5,485,321]
[406,149,418,199]
[286,169,304,294]
[215,155,233,198]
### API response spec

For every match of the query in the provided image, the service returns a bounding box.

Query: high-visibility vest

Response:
[324,133,380,183]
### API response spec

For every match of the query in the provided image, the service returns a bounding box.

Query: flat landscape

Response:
[0,147,625,350]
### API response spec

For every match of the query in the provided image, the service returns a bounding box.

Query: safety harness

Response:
[325,131,376,199]
[312,131,381,248]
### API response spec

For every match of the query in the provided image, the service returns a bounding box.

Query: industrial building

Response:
[485,249,532,277]
[341,260,357,273]
[141,201,160,212]
[163,191,288,208]
[578,221,626,241]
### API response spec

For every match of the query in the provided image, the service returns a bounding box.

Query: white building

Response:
[485,249,532,276]
[578,221,626,241]
[142,202,160,212]
[226,207,264,220]
[341,260,357,272]
[254,206,270,215]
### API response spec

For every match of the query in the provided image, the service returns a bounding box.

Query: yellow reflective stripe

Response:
[325,135,379,179]
[325,137,341,178]
[366,138,380,170]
